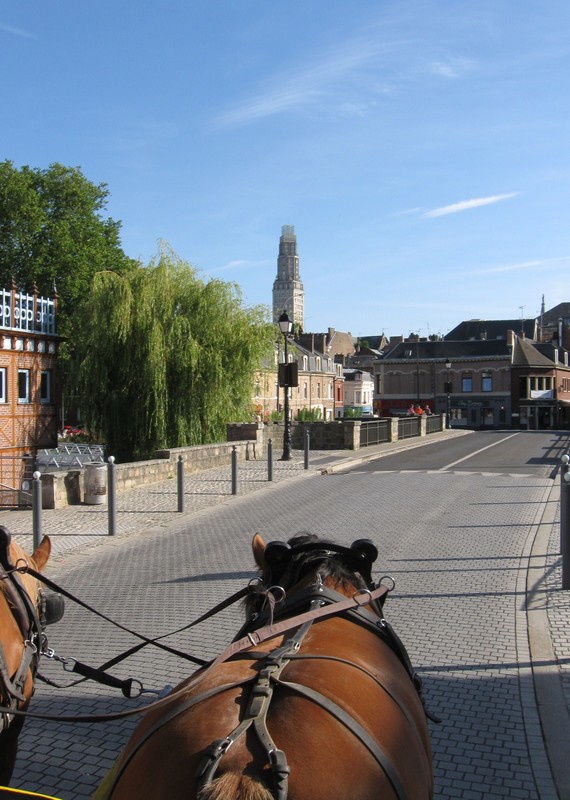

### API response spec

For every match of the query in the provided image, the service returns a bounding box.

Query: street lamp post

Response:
[278,310,293,460]
[445,359,452,429]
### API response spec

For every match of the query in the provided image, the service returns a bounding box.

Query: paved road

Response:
[347,430,568,477]
[4,431,569,799]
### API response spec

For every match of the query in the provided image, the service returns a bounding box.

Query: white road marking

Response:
[438,432,521,471]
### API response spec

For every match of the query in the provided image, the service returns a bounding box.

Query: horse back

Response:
[104,616,433,799]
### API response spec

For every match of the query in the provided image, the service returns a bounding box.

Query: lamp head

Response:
[278,310,293,335]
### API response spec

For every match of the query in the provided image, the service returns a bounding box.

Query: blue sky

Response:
[2,1,569,339]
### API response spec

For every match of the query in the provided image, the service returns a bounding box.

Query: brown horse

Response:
[96,533,434,800]
[0,529,53,786]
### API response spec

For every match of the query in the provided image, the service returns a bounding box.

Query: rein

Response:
[0,582,390,725]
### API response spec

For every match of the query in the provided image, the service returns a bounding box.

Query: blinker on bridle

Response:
[264,538,379,591]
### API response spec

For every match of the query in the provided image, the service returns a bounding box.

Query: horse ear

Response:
[252,533,266,569]
[32,535,51,571]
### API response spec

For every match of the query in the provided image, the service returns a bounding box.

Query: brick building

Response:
[0,284,59,505]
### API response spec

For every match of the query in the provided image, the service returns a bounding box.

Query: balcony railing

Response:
[0,288,56,335]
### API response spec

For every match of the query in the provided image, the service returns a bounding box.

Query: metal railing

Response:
[397,416,421,440]
[359,419,390,447]
[0,288,56,335]
[35,444,105,471]
[426,415,444,434]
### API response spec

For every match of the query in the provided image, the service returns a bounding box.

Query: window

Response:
[303,382,308,400]
[461,374,473,392]
[317,383,321,399]
[18,369,30,403]
[0,368,6,403]
[303,356,308,371]
[40,370,52,403]
[481,373,493,392]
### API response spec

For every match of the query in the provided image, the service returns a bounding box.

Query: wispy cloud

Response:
[468,256,570,276]
[0,22,35,39]
[215,29,405,128]
[424,192,519,218]
[210,259,271,275]
[428,57,475,79]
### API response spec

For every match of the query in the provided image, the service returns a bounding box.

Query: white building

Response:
[343,369,374,416]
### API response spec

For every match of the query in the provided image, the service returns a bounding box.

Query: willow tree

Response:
[77,247,275,461]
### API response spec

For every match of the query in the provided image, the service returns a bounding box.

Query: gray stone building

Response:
[272,225,304,331]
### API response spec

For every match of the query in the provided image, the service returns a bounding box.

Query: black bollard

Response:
[107,456,117,536]
[268,438,273,482]
[231,446,238,495]
[32,471,42,551]
[562,455,570,589]
[304,429,310,470]
[177,455,185,512]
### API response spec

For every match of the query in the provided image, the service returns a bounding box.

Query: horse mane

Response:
[197,772,273,800]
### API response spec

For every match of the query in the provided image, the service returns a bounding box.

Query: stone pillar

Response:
[389,417,399,442]
[343,420,360,450]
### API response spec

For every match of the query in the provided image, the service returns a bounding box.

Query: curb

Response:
[527,478,570,799]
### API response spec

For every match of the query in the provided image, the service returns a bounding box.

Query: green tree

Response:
[77,246,275,461]
[0,161,134,340]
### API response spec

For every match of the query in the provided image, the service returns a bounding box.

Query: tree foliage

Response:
[0,160,134,339]
[77,247,276,461]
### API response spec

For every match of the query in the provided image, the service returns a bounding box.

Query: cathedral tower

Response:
[272,225,304,331]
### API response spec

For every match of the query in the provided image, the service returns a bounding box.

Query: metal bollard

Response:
[107,456,117,536]
[562,455,570,589]
[304,430,310,470]
[32,471,42,551]
[231,446,238,495]
[268,439,273,482]
[177,455,185,513]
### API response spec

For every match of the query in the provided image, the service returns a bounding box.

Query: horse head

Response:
[249,532,382,623]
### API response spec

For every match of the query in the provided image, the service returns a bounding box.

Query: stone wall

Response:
[39,415,443,509]
[40,440,256,510]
